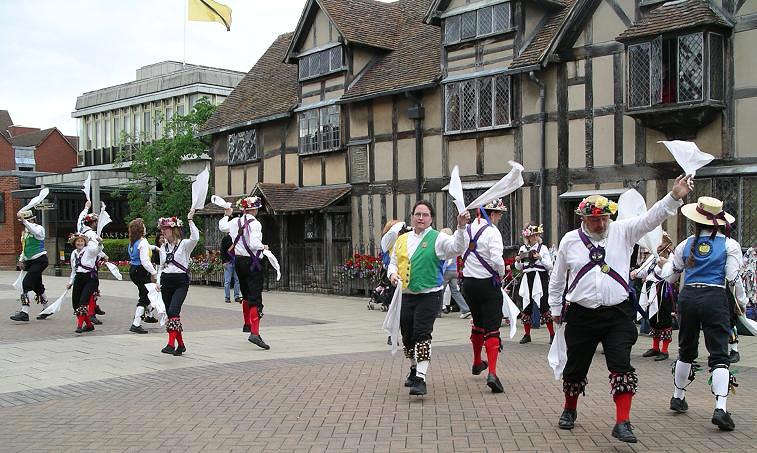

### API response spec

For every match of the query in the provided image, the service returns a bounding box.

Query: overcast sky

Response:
[0,0,314,136]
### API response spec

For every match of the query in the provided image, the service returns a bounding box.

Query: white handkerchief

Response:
[19,188,49,213]
[145,283,167,326]
[105,262,122,280]
[191,168,210,210]
[382,280,403,355]
[465,161,524,210]
[97,202,112,237]
[618,189,662,256]
[211,195,232,209]
[82,173,92,202]
[12,271,25,292]
[38,289,70,316]
[548,324,568,380]
[658,140,714,176]
[501,288,519,339]
[263,250,282,281]
[448,166,466,215]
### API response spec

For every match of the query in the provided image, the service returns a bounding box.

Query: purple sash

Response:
[565,229,631,295]
[164,241,189,273]
[231,217,263,271]
[462,223,501,286]
[74,251,98,277]
[524,244,547,271]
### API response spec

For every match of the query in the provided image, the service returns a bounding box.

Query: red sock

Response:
[564,393,579,410]
[470,332,484,365]
[76,315,85,329]
[249,306,260,335]
[87,295,96,317]
[242,301,250,326]
[546,320,555,337]
[83,315,93,328]
[167,330,177,347]
[176,331,185,347]
[484,336,500,376]
[661,339,671,354]
[613,392,633,423]
[652,336,660,351]
[524,324,531,336]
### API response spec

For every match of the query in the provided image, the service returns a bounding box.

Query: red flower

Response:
[592,207,603,216]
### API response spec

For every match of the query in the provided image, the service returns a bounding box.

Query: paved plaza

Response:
[0,271,756,452]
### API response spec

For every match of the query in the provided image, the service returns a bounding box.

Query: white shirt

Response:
[134,238,158,275]
[514,242,554,273]
[388,226,469,294]
[461,218,505,279]
[548,193,682,316]
[68,241,105,284]
[218,214,263,257]
[19,220,46,261]
[661,232,747,306]
[381,222,406,253]
[158,220,199,276]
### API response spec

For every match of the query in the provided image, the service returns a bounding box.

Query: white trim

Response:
[293,41,342,58]
[442,66,520,83]
[441,180,502,191]
[295,98,339,112]
[559,188,629,199]
[441,0,509,19]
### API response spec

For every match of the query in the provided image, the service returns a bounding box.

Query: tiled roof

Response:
[255,183,351,213]
[0,110,13,132]
[616,0,732,42]
[343,0,441,101]
[317,0,402,50]
[198,33,298,134]
[510,0,578,69]
[9,128,55,147]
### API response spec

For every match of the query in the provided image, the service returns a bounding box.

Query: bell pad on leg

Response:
[165,317,183,332]
[609,372,638,396]
[563,378,588,397]
[414,340,431,362]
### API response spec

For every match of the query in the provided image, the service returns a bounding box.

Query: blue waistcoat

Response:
[681,235,727,285]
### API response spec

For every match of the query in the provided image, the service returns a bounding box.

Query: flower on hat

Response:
[68,232,88,245]
[83,213,99,224]
[157,216,183,228]
[522,224,544,237]
[236,196,262,210]
[483,198,507,211]
[575,195,617,217]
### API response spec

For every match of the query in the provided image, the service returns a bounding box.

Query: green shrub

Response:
[102,238,130,262]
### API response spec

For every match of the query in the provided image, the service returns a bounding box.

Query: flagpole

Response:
[183,0,187,66]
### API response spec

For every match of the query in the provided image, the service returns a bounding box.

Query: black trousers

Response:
[72,273,98,310]
[517,271,550,313]
[22,254,48,295]
[161,273,190,318]
[129,265,151,307]
[462,277,503,332]
[677,286,730,368]
[563,300,638,383]
[400,290,443,351]
[235,256,264,308]
[649,283,674,330]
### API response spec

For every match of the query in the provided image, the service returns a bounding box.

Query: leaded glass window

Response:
[227,129,259,163]
[709,34,724,101]
[298,105,341,154]
[444,74,512,133]
[298,46,345,81]
[678,33,704,102]
[443,2,511,45]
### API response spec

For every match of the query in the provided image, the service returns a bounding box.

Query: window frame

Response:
[443,1,512,46]
[298,105,342,155]
[227,128,260,165]
[444,73,512,134]
[298,46,345,81]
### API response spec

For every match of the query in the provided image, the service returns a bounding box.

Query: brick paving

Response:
[1,273,756,452]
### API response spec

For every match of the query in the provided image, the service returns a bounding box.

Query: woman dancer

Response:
[514,223,554,344]
[66,232,105,334]
[127,218,159,334]
[157,209,198,356]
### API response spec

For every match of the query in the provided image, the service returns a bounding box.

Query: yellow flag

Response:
[188,0,232,31]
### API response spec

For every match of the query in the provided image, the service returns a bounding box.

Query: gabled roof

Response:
[10,128,56,147]
[510,0,580,69]
[616,0,733,43]
[343,0,440,101]
[0,110,13,132]
[424,0,565,24]
[285,0,402,62]
[199,33,299,135]
[254,183,351,213]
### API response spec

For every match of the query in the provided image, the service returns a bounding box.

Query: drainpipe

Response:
[407,95,425,201]
[528,71,547,242]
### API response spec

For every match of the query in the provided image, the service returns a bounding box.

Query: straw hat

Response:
[576,195,618,217]
[68,232,87,245]
[681,196,735,226]
[483,198,507,212]
[18,210,35,221]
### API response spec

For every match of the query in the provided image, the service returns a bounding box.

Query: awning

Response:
[559,188,629,199]
[441,180,501,191]
[255,183,351,214]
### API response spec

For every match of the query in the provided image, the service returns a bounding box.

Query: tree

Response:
[118,98,216,230]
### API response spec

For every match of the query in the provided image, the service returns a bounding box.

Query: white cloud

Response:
[0,0,308,135]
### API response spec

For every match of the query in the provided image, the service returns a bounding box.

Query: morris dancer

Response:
[66,232,106,333]
[634,233,676,362]
[127,218,159,334]
[10,210,50,322]
[549,176,691,443]
[663,196,746,431]
[514,223,554,344]
[388,200,470,396]
[157,209,198,356]
[77,200,105,323]
[219,196,270,349]
[461,199,507,393]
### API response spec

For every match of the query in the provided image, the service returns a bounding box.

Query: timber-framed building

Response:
[199,0,757,283]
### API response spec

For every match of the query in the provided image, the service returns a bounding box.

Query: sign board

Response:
[35,202,55,211]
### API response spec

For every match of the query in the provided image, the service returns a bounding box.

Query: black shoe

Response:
[409,379,427,396]
[82,325,95,332]
[404,367,418,387]
[472,361,488,376]
[173,345,186,356]
[642,348,660,358]
[442,306,450,314]
[161,345,176,354]
[729,350,740,364]
[549,335,554,344]
[712,409,735,431]
[129,325,148,334]
[235,296,243,303]
[90,315,102,325]
[486,374,504,393]
[670,397,688,413]
[242,324,250,333]
[558,409,577,429]
[10,312,29,322]
[519,334,531,344]
[248,334,270,350]
[654,352,670,361]
[142,316,159,324]
[225,299,231,304]
[75,327,84,334]
[95,306,105,315]
[36,313,51,320]
[611,421,637,443]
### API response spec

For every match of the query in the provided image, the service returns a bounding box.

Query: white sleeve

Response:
[388,245,399,277]
[548,238,569,316]
[618,194,682,247]
[435,227,469,260]
[69,253,76,285]
[77,207,88,233]
[218,216,231,233]
[488,229,506,277]
[249,219,264,250]
[138,240,157,275]
[514,245,526,271]
[726,239,747,306]
[538,244,553,272]
[381,222,405,253]
[660,241,687,283]
[23,221,45,240]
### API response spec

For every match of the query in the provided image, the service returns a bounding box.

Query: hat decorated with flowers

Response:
[576,195,618,217]
[157,216,183,229]
[83,213,99,224]
[482,198,507,212]
[522,223,544,237]
[68,232,88,245]
[236,196,262,210]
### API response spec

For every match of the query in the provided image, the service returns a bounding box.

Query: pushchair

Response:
[368,268,394,312]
